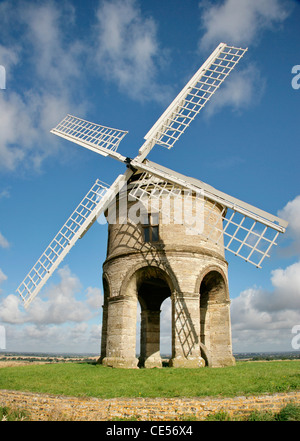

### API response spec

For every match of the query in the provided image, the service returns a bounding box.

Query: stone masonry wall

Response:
[0,389,299,421]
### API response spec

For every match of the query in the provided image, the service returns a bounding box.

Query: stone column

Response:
[139,309,162,368]
[102,295,139,369]
[98,301,108,363]
[170,292,205,368]
[205,300,235,367]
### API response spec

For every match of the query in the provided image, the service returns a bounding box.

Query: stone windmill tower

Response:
[17,43,288,368]
[100,168,234,369]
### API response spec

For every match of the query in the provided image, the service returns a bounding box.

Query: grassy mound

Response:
[0,360,299,399]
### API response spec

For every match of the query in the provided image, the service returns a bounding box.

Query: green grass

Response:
[0,360,299,399]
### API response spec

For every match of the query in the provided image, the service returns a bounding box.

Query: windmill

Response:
[16,43,288,368]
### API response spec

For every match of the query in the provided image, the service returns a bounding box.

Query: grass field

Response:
[0,360,299,399]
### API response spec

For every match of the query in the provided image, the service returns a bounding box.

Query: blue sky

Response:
[0,0,299,355]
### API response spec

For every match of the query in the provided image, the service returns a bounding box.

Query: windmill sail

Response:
[51,114,128,161]
[17,174,129,308]
[129,160,287,268]
[138,43,247,160]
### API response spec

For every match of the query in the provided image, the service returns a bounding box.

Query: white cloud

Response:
[86,287,103,310]
[0,264,104,353]
[0,44,19,77]
[21,2,83,90]
[0,1,87,172]
[94,0,170,102]
[0,232,10,248]
[0,266,99,326]
[89,323,102,344]
[0,294,24,324]
[232,206,300,351]
[205,64,265,117]
[4,322,102,353]
[0,92,37,170]
[0,0,170,172]
[199,0,291,50]
[26,266,92,325]
[197,0,291,117]
[277,195,300,256]
[231,260,300,351]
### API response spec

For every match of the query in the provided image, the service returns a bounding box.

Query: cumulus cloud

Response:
[198,0,291,116]
[0,0,171,172]
[199,0,291,50]
[0,264,104,352]
[27,266,92,325]
[0,44,19,77]
[21,2,82,89]
[0,1,87,172]
[0,294,24,324]
[227,194,300,352]
[4,322,102,353]
[94,0,170,102]
[0,265,101,326]
[86,287,103,310]
[231,260,300,351]
[277,195,300,256]
[204,64,265,117]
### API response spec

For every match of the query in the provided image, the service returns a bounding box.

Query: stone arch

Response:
[119,261,178,299]
[195,265,229,299]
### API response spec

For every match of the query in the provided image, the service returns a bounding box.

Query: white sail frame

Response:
[17,173,131,307]
[51,114,128,160]
[138,43,247,160]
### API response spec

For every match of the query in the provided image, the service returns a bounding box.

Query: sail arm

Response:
[129,159,287,268]
[16,173,131,307]
[138,43,247,161]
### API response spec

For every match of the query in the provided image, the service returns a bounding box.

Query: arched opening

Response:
[136,268,172,368]
[136,296,172,365]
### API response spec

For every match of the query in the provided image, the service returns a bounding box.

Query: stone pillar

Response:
[170,292,205,368]
[139,309,162,368]
[205,300,235,367]
[98,301,108,363]
[102,295,139,368]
